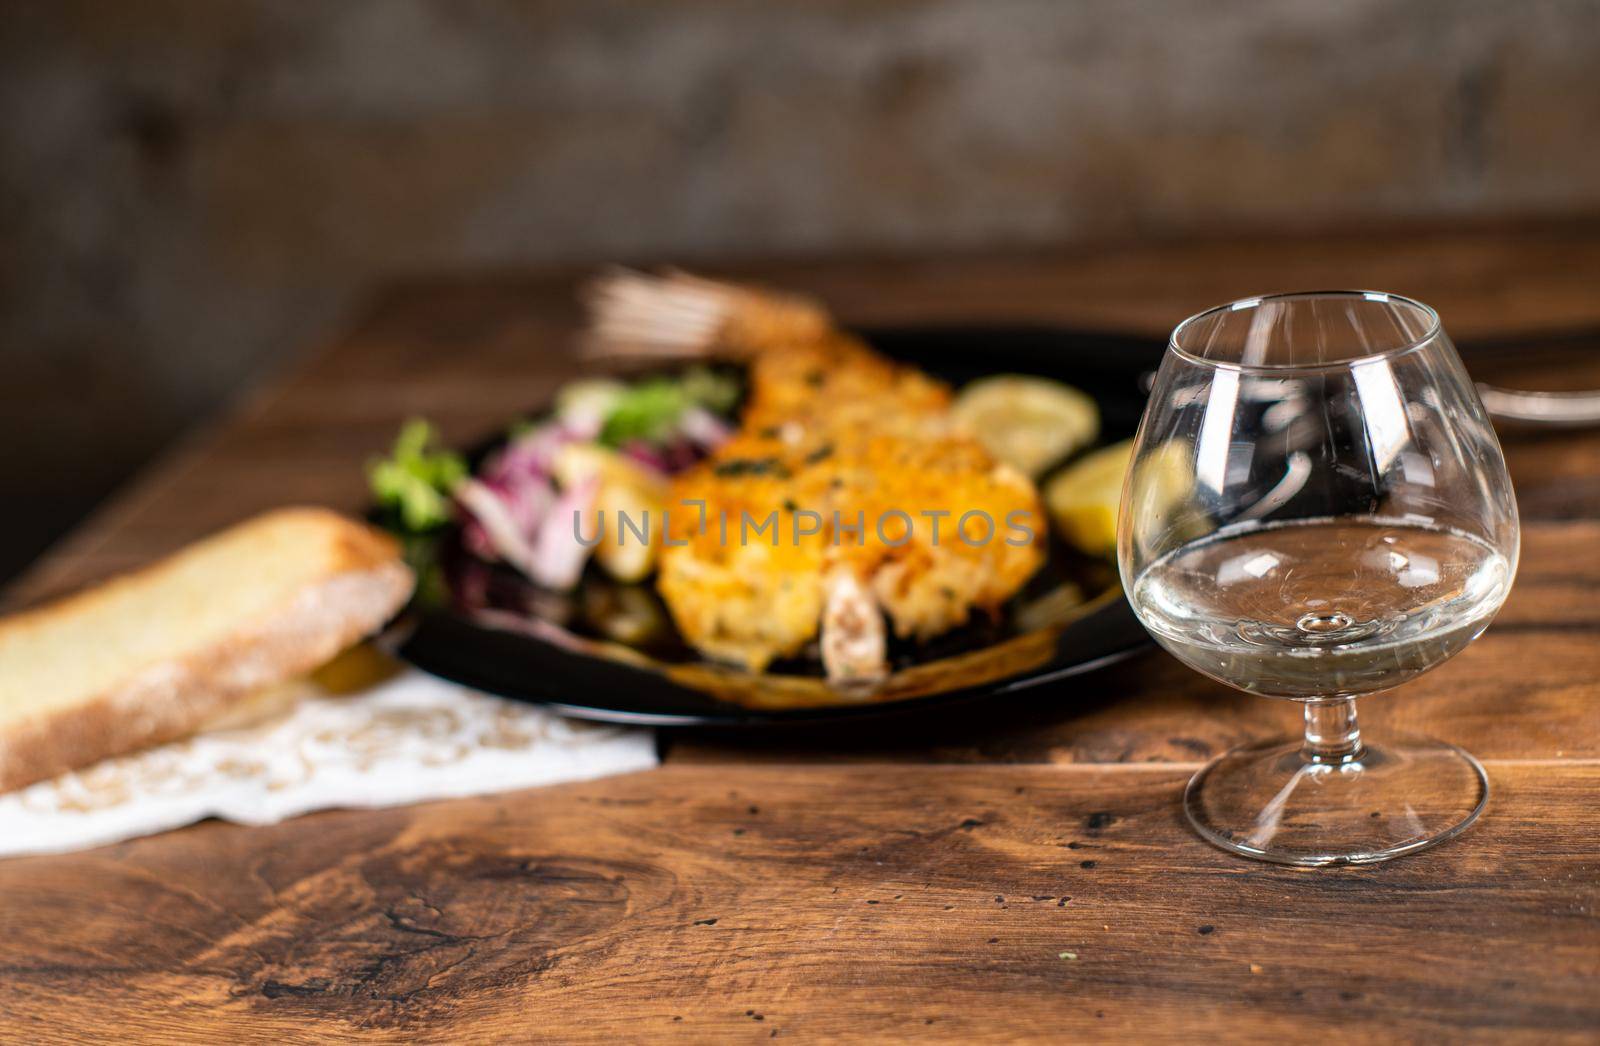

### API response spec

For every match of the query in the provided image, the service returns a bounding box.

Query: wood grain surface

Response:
[3,226,1599,1041]
[3,765,1598,1042]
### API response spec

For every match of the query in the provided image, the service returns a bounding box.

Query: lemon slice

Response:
[1046,438,1194,558]
[1122,439,1203,561]
[953,375,1099,477]
[1045,440,1131,557]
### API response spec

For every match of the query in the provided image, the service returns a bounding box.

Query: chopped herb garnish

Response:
[804,369,825,387]
[804,442,835,465]
[713,457,791,479]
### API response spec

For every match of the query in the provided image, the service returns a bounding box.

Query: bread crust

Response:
[0,508,415,792]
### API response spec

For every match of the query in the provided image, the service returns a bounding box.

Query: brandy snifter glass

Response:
[1118,291,1519,866]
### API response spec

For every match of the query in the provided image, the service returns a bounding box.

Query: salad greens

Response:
[367,419,468,532]
[371,366,740,545]
[597,366,739,448]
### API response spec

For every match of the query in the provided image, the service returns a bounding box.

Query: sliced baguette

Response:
[0,507,414,792]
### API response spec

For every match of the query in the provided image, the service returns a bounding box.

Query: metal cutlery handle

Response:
[1477,384,1600,428]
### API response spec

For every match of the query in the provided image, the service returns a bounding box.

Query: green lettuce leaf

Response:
[368,419,467,532]
[598,366,739,447]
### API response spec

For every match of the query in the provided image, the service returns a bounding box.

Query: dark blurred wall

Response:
[2,0,1598,582]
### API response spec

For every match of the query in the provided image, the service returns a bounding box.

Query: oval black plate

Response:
[392,325,1164,726]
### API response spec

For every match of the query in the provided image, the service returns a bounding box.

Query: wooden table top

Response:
[4,226,1599,1042]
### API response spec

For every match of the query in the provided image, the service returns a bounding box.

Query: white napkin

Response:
[0,668,657,858]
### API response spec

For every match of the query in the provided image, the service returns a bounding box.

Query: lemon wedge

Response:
[953,375,1099,477]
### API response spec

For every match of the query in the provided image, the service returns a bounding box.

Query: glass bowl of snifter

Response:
[1118,291,1518,866]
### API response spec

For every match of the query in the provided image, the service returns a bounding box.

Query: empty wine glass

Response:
[1119,291,1519,866]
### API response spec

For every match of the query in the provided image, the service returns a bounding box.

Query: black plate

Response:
[392,325,1165,726]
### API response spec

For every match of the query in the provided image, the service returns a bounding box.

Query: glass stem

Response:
[1302,697,1363,764]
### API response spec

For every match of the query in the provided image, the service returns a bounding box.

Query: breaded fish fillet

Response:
[586,273,1045,686]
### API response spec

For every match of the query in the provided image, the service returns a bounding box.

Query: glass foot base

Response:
[1184,734,1488,866]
